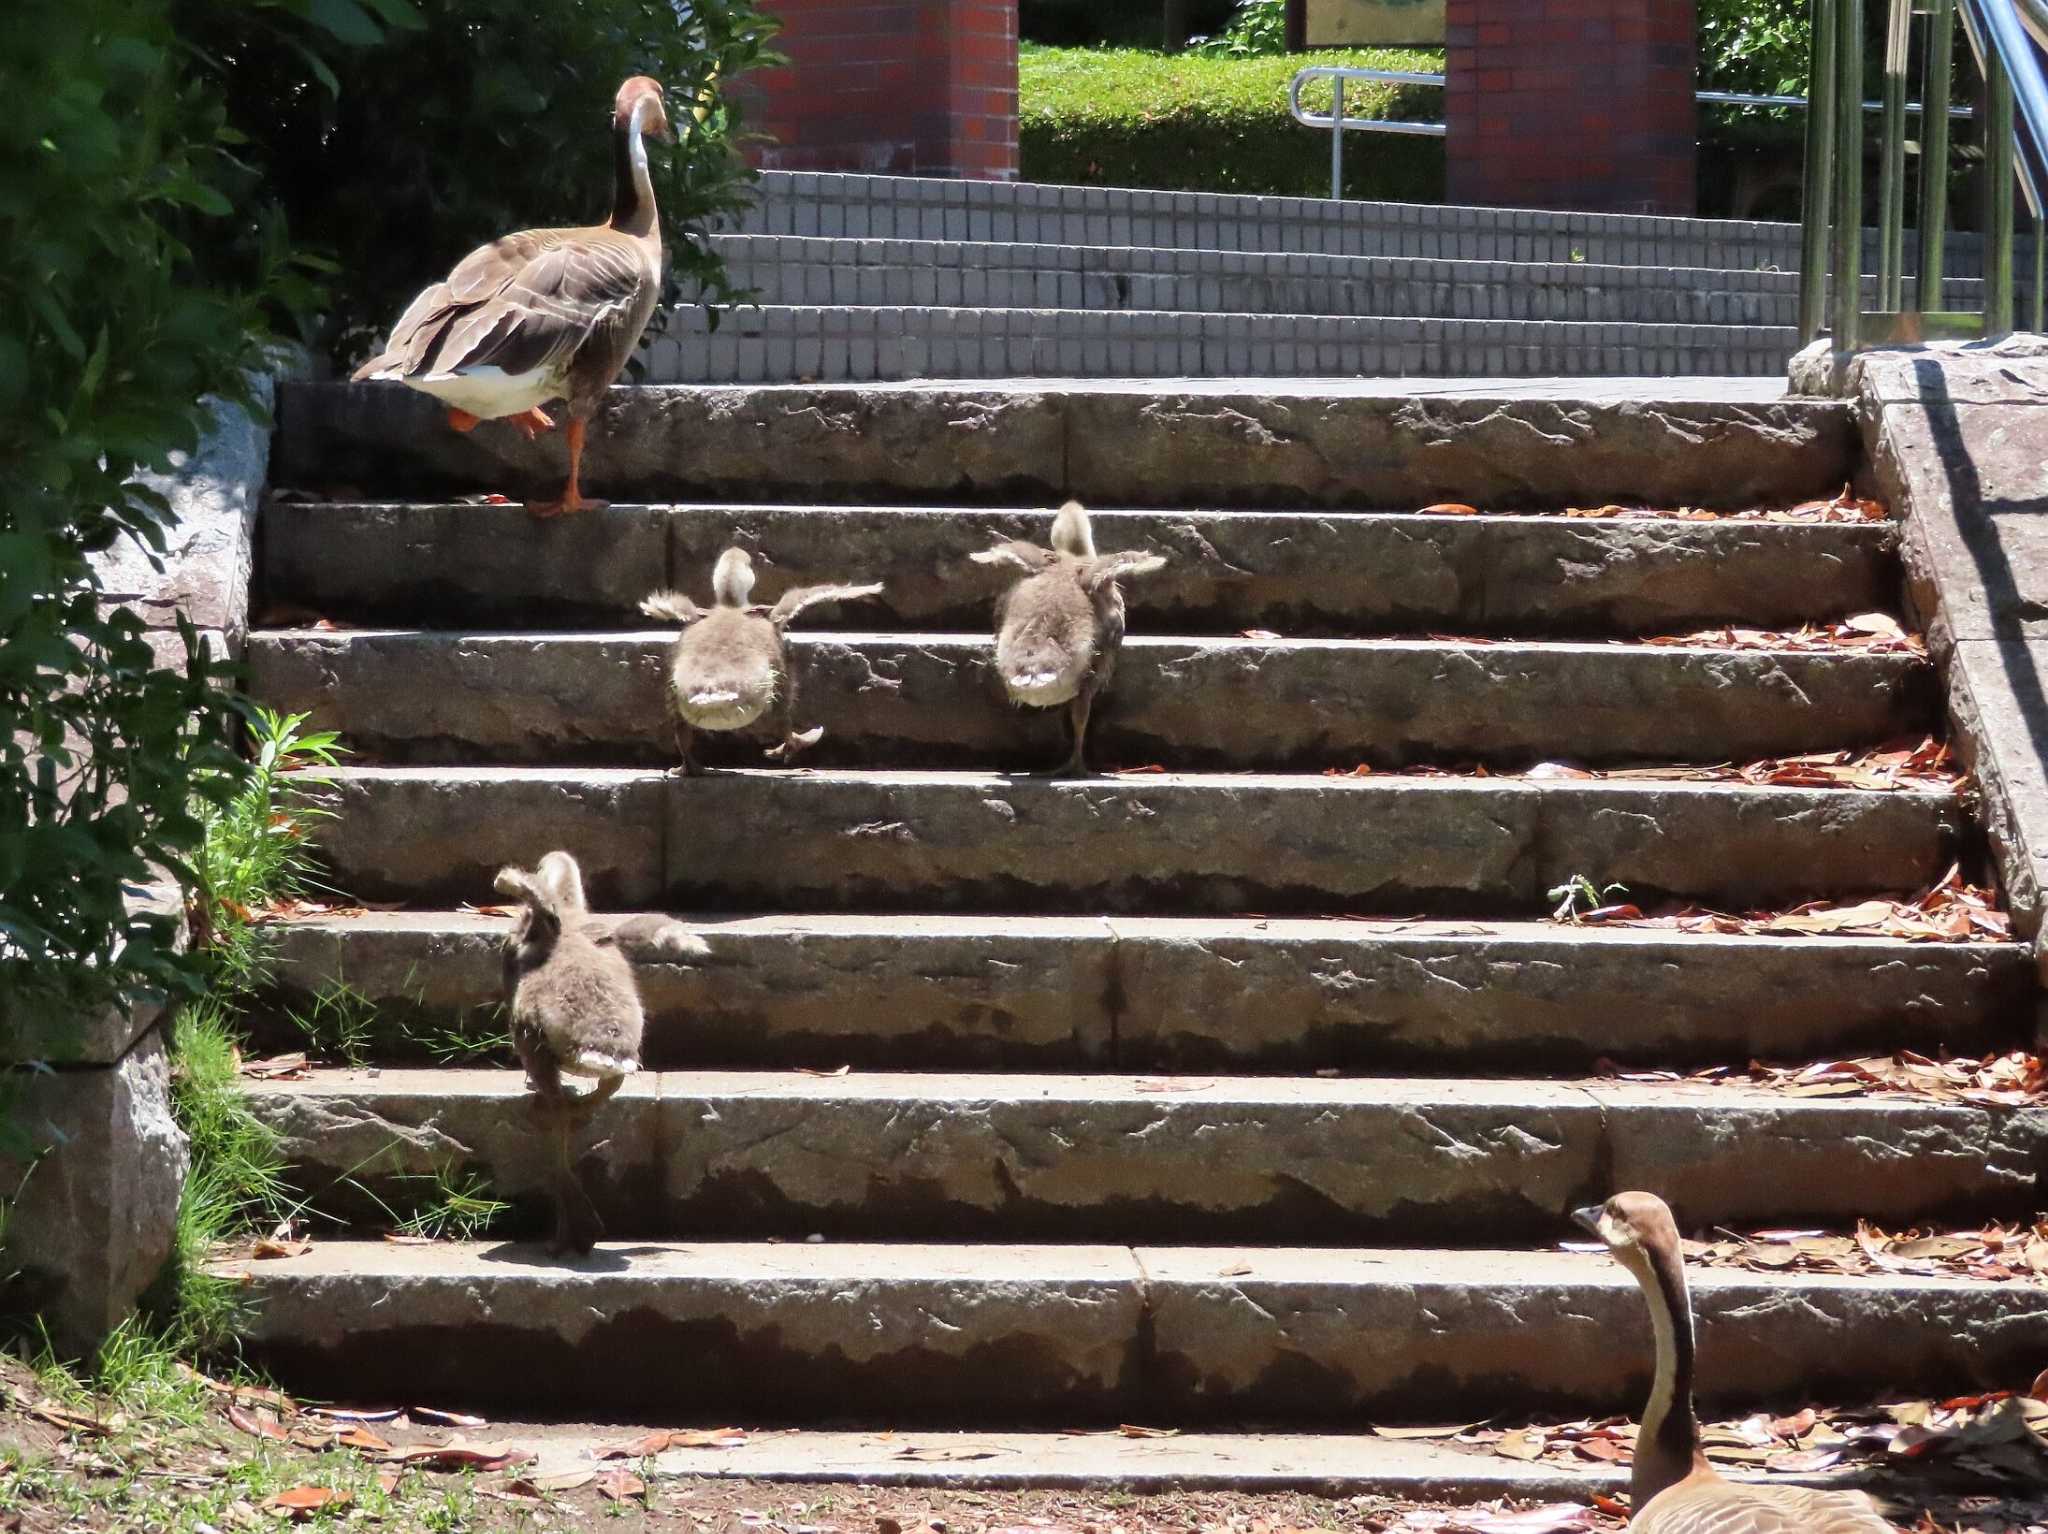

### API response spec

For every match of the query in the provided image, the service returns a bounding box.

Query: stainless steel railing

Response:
[1799,0,2046,351]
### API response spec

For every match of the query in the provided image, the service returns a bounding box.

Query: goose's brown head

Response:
[1573,1191,1682,1279]
[615,76,674,144]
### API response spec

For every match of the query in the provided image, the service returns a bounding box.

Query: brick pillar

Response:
[742,0,1019,179]
[1444,0,1697,215]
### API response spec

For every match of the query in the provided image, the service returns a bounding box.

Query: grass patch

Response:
[1020,42,1445,202]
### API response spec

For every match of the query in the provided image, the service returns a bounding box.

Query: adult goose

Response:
[1574,1192,1898,1534]
[351,76,673,517]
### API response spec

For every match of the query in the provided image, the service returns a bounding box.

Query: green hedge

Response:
[1020,45,1444,204]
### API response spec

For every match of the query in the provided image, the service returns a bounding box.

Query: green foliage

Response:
[188,709,342,995]
[1698,0,1810,96]
[1192,0,1288,56]
[389,1164,511,1243]
[0,0,313,1036]
[1020,44,1444,202]
[1547,875,1629,924]
[182,0,780,368]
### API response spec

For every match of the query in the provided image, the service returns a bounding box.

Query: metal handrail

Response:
[1799,0,2046,357]
[1287,64,1976,203]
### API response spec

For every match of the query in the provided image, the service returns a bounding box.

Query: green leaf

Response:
[305,0,386,47]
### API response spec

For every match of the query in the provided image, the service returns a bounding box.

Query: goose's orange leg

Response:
[527,418,607,519]
[446,408,482,433]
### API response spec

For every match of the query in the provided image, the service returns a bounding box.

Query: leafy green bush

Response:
[1020,44,1444,203]
[1191,0,1287,56]
[0,0,370,1038]
[185,0,780,368]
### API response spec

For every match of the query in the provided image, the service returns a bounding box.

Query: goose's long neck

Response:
[610,98,659,239]
[1633,1242,1708,1509]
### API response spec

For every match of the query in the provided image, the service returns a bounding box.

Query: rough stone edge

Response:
[1800,336,2048,1016]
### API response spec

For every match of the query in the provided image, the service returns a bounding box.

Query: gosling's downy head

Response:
[712,547,756,608]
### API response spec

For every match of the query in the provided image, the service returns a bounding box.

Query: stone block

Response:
[0,1026,188,1355]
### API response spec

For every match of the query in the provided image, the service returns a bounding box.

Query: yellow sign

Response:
[1305,0,1445,47]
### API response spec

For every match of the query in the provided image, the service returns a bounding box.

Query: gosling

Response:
[495,851,703,1255]
[641,548,882,775]
[971,500,1166,777]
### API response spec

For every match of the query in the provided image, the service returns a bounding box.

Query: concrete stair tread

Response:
[259,500,1897,637]
[251,1063,2011,1114]
[228,1237,2026,1289]
[255,906,2025,1074]
[246,627,1932,772]
[257,1065,2046,1242]
[226,1236,2048,1420]
[314,764,1961,914]
[374,1421,1633,1496]
[656,304,1795,382]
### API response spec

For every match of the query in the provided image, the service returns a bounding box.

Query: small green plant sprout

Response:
[287,979,381,1068]
[1548,874,1629,923]
[1570,247,1587,263]
[190,708,346,997]
[392,1163,511,1244]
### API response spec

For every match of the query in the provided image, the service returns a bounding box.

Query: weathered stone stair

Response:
[227,378,2046,1484]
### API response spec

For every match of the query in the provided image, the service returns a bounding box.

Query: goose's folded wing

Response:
[360,231,647,383]
[768,581,885,628]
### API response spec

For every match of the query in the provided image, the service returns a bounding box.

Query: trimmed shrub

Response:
[1021,44,1444,203]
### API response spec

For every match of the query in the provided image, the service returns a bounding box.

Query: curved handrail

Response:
[1284,65,1447,135]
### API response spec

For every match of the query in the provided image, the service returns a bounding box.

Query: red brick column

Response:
[1444,0,1697,215]
[740,0,1019,179]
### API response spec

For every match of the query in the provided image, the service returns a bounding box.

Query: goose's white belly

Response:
[407,364,556,419]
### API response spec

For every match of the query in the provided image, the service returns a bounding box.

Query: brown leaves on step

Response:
[593,1427,747,1457]
[1740,1048,2048,1108]
[1568,864,2008,944]
[1479,1393,2048,1482]
[1600,1046,2047,1107]
[1413,489,1888,523]
[1681,1218,2048,1283]
[261,1486,352,1520]
[1645,616,1924,656]
[1327,739,1963,796]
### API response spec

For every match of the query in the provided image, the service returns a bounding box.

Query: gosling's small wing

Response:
[970,541,1059,576]
[1079,550,1167,592]
[641,589,711,625]
[768,581,884,629]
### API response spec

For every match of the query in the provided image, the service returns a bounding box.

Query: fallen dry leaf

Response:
[261,1487,350,1519]
[595,1469,646,1503]
[1418,503,1479,515]
[225,1403,290,1442]
[891,1444,1003,1462]
[399,1441,532,1472]
[411,1407,487,1428]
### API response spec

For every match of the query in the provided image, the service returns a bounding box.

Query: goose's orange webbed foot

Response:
[505,406,556,441]
[446,408,483,433]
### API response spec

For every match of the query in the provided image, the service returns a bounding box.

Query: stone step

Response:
[736,171,2021,279]
[254,911,2029,1074]
[259,1068,2048,1244]
[711,234,2011,328]
[225,1239,2048,1421]
[260,502,1900,639]
[313,766,1958,914]
[713,235,1808,326]
[647,304,1797,383]
[271,381,1854,511]
[246,629,1935,773]
[392,1422,1642,1499]
[736,172,1802,270]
